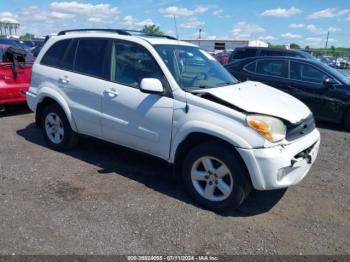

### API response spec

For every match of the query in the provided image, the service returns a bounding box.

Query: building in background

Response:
[183,39,268,51]
[0,18,20,37]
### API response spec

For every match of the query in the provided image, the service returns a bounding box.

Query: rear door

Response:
[62,38,110,137]
[250,59,290,92]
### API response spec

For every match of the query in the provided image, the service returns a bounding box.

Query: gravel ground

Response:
[0,105,349,255]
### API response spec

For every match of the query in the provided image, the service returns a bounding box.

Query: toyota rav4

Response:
[26,29,320,210]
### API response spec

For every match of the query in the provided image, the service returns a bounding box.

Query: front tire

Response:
[41,104,78,151]
[182,141,251,211]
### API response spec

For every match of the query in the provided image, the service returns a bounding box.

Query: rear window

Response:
[41,39,70,67]
[260,50,284,56]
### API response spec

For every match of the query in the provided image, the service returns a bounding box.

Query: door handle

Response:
[58,76,70,85]
[104,88,119,97]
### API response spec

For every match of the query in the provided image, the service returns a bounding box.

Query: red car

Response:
[215,51,232,65]
[0,44,34,111]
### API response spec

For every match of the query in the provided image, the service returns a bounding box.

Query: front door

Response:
[288,61,342,121]
[101,40,174,159]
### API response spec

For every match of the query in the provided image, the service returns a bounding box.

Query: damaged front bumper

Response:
[237,128,320,190]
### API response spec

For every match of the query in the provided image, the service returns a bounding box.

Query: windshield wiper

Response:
[216,82,235,87]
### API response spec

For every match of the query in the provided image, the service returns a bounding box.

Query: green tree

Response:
[19,33,34,41]
[305,45,310,50]
[142,24,163,35]
[290,43,300,49]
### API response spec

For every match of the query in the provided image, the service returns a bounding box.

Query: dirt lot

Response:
[0,105,349,255]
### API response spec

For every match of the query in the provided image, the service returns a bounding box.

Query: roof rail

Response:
[57,29,131,36]
[57,28,177,40]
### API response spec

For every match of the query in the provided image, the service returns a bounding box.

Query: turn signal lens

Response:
[246,115,286,142]
[247,118,270,133]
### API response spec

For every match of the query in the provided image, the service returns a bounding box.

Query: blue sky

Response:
[1,0,350,47]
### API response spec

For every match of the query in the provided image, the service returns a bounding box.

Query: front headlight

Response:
[246,114,286,142]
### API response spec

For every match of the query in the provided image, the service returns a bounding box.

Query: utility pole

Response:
[325,31,330,49]
[173,15,179,39]
[198,28,202,40]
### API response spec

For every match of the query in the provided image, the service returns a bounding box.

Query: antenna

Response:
[173,15,179,39]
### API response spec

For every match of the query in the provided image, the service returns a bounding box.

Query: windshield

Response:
[320,63,350,85]
[155,45,239,90]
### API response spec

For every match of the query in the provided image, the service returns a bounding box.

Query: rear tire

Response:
[344,109,350,131]
[41,104,78,151]
[182,141,251,211]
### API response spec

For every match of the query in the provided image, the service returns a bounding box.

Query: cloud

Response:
[307,8,350,19]
[213,9,223,16]
[50,1,119,18]
[0,11,19,23]
[289,23,304,28]
[49,12,75,19]
[281,33,301,39]
[259,35,277,41]
[260,7,302,17]
[122,16,154,29]
[159,6,208,17]
[232,21,265,39]
[306,24,339,34]
[180,17,205,29]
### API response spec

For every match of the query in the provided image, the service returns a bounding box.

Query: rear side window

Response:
[0,48,3,62]
[260,50,284,56]
[232,49,257,60]
[60,40,77,71]
[41,39,70,67]
[256,59,287,78]
[244,62,256,73]
[74,38,109,79]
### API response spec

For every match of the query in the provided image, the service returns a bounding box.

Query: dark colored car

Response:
[228,47,315,64]
[226,56,350,130]
[0,38,32,52]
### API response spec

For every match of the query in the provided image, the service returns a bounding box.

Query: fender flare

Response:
[36,88,78,132]
[169,120,252,163]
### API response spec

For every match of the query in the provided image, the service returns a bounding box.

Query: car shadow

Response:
[16,123,286,217]
[0,104,31,118]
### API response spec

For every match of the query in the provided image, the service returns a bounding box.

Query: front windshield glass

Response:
[321,63,350,85]
[155,45,239,90]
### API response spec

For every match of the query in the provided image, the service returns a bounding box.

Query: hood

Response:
[193,81,311,124]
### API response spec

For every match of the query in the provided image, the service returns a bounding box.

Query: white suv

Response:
[27,29,320,210]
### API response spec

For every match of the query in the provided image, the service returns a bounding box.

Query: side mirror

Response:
[323,77,336,87]
[140,78,164,94]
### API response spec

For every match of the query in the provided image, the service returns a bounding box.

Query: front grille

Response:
[286,114,315,141]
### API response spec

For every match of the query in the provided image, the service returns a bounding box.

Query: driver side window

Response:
[110,41,164,89]
[290,61,328,84]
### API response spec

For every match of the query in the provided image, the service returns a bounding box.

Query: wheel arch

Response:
[172,131,252,185]
[35,90,78,132]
